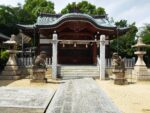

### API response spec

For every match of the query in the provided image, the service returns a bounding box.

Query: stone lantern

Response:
[132,37,150,80]
[0,35,20,80]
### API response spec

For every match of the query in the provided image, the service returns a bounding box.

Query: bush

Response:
[0,50,9,71]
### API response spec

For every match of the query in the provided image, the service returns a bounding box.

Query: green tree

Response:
[0,5,19,35]
[0,50,9,70]
[13,5,35,24]
[61,1,105,15]
[0,5,17,26]
[115,20,127,27]
[23,0,55,17]
[140,24,150,44]
[140,24,150,66]
[110,20,138,58]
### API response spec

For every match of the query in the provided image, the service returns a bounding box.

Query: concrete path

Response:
[0,88,55,113]
[46,78,121,113]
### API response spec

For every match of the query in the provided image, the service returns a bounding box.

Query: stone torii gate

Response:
[51,31,106,80]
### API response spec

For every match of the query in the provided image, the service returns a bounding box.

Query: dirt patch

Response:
[96,80,150,113]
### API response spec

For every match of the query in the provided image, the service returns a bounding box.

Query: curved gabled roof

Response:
[36,13,116,29]
[17,13,129,37]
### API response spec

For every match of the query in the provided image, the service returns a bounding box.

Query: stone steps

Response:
[58,65,99,79]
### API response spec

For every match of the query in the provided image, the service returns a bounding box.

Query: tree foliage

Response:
[61,1,106,15]
[24,0,55,17]
[0,50,9,70]
[140,24,150,44]
[110,20,138,58]
[0,0,55,36]
[0,5,17,26]
[0,5,19,35]
[139,24,150,66]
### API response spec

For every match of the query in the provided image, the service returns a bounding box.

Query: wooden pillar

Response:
[92,42,97,64]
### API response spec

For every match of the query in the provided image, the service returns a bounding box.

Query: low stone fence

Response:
[17,57,135,68]
[16,57,135,80]
[106,67,135,81]
[17,57,51,66]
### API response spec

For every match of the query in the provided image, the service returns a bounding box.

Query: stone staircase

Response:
[58,65,99,79]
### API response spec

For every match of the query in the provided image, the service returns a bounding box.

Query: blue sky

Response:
[0,0,150,27]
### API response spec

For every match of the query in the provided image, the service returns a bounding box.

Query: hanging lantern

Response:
[95,35,97,41]
[86,44,88,48]
[74,43,77,47]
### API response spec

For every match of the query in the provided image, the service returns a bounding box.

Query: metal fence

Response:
[17,57,135,68]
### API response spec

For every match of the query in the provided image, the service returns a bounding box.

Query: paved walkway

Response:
[46,78,121,113]
[0,88,55,113]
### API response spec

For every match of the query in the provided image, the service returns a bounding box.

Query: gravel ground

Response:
[0,79,59,90]
[96,79,150,113]
[0,78,150,113]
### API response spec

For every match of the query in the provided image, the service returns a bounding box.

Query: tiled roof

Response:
[17,13,116,29]
[0,33,10,40]
[36,13,115,27]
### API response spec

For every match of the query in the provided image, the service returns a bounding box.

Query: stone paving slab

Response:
[46,78,121,113]
[0,88,55,113]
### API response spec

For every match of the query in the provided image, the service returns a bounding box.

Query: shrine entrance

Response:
[58,44,93,65]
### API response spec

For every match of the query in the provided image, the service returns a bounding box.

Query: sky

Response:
[0,0,150,27]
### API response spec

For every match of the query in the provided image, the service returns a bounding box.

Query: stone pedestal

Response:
[132,52,150,80]
[0,50,21,80]
[31,68,47,83]
[113,69,127,85]
[132,66,150,81]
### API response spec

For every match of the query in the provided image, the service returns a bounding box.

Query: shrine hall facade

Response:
[18,13,127,65]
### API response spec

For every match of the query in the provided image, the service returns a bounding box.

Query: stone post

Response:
[52,31,58,79]
[100,35,105,80]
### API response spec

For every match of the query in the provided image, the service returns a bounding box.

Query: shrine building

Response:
[18,13,128,65]
[17,13,128,79]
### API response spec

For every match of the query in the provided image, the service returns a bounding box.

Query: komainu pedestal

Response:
[112,53,127,85]
[113,69,127,85]
[31,67,47,83]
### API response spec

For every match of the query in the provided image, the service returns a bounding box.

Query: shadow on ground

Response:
[0,80,15,87]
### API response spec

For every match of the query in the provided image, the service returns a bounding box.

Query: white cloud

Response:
[114,2,150,27]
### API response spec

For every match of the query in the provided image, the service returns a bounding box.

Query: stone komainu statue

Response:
[33,51,47,69]
[112,52,125,72]
[31,51,47,83]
